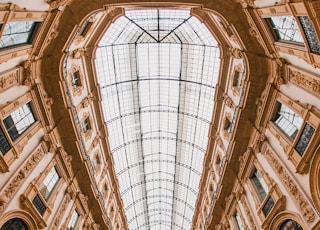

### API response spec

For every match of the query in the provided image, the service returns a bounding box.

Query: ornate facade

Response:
[0,0,319,229]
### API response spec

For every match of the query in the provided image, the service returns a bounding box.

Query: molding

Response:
[0,142,47,216]
[51,192,71,230]
[263,144,316,223]
[0,67,20,92]
[288,65,320,97]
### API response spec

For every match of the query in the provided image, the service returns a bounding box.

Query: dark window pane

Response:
[72,72,81,88]
[262,196,274,216]
[298,16,320,54]
[295,123,315,156]
[79,20,92,36]
[3,102,35,141]
[32,194,46,216]
[0,126,11,155]
[279,219,303,230]
[1,218,28,230]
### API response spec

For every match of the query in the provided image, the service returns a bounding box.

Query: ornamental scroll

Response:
[288,67,320,97]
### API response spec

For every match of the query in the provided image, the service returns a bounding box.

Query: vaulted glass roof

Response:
[95,9,220,230]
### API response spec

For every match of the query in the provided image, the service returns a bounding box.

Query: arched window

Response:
[279,219,303,230]
[1,218,28,230]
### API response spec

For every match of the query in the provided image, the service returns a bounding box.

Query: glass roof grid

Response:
[96,9,220,230]
[99,17,131,45]
[186,17,217,46]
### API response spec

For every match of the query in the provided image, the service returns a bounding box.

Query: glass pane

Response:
[262,196,274,216]
[67,210,79,230]
[280,219,303,230]
[95,9,220,230]
[269,16,303,43]
[1,218,28,230]
[0,21,37,48]
[251,168,268,201]
[3,102,36,141]
[295,123,315,156]
[234,212,244,230]
[0,126,11,155]
[298,16,320,54]
[32,194,47,216]
[274,103,303,140]
[40,166,59,200]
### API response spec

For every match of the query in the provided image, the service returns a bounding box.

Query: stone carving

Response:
[229,48,242,59]
[253,133,266,154]
[21,60,32,87]
[223,93,235,108]
[0,147,45,215]
[71,48,85,59]
[80,96,92,109]
[289,69,320,97]
[43,133,55,153]
[0,68,19,91]
[274,59,288,88]
[238,147,251,175]
[264,148,316,222]
[47,0,68,9]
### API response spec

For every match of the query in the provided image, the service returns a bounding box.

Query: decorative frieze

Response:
[0,143,46,215]
[288,67,320,97]
[0,68,20,92]
[263,146,316,223]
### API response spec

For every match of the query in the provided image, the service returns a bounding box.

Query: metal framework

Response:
[95,9,220,230]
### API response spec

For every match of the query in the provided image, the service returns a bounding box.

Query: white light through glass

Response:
[95,9,220,230]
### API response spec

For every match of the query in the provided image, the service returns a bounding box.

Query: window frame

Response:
[268,93,320,173]
[20,161,65,228]
[39,166,60,200]
[0,20,41,51]
[67,209,79,230]
[231,64,244,96]
[0,93,40,172]
[233,211,245,230]
[3,101,36,142]
[81,113,93,140]
[247,163,285,228]
[266,16,305,45]
[68,64,84,96]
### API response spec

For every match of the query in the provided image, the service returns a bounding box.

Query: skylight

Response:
[95,9,220,230]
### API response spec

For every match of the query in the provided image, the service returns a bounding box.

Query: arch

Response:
[269,211,307,230]
[0,210,38,230]
[309,145,320,215]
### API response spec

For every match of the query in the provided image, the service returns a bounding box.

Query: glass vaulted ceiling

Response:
[95,9,220,230]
